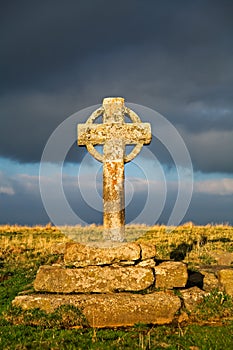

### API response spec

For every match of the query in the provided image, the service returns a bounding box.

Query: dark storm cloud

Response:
[0,0,233,172]
[179,128,233,173]
[0,0,172,92]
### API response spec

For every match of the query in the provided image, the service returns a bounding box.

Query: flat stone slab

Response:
[13,291,181,327]
[154,261,188,289]
[34,265,154,293]
[64,242,140,267]
[64,242,156,267]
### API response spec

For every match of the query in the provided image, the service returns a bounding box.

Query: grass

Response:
[0,223,233,349]
[1,323,233,349]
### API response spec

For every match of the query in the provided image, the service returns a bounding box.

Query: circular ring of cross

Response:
[85,106,144,163]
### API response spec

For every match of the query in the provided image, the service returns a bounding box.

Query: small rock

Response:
[137,259,156,267]
[210,251,233,266]
[200,270,219,292]
[154,261,188,289]
[180,286,209,313]
[139,242,156,260]
[218,269,233,296]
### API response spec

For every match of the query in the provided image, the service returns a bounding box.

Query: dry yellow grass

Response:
[142,223,233,266]
[0,223,232,267]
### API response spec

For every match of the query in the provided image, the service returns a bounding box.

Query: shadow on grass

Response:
[170,236,208,261]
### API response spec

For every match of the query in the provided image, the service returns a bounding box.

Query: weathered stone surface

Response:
[138,258,156,267]
[34,265,154,293]
[64,242,141,267]
[180,286,209,312]
[13,291,181,327]
[154,261,188,289]
[218,269,233,296]
[139,242,156,260]
[210,251,233,266]
[200,270,219,292]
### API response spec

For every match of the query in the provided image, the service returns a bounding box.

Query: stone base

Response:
[11,240,233,328]
[13,291,181,328]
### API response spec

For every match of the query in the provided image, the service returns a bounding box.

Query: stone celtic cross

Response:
[78,97,151,242]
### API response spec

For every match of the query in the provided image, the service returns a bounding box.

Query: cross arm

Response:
[78,122,151,146]
[78,123,106,145]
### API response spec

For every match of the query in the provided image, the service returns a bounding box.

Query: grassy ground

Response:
[0,224,233,349]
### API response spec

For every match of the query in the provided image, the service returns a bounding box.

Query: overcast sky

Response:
[0,0,233,226]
